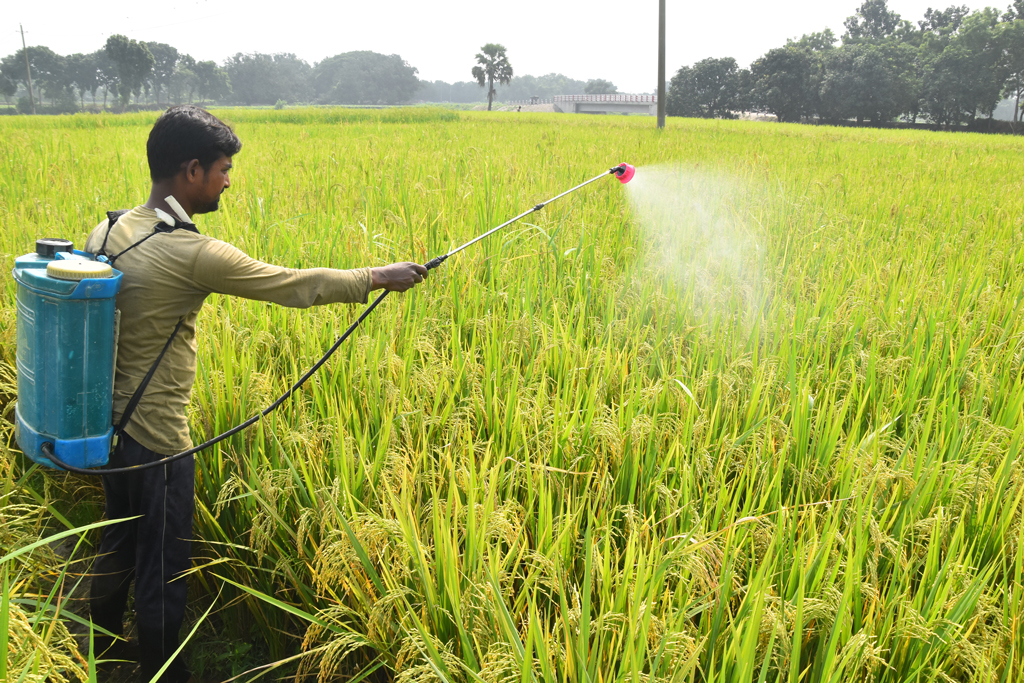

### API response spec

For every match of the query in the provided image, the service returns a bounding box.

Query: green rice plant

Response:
[2,110,1024,681]
[0,439,115,683]
[0,106,458,132]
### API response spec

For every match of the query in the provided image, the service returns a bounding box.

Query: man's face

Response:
[192,155,233,214]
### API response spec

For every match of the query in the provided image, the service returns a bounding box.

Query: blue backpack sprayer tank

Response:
[14,238,122,469]
[12,164,636,476]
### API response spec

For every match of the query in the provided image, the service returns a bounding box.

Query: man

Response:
[85,105,427,682]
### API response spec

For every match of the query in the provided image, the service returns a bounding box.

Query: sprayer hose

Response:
[41,166,623,475]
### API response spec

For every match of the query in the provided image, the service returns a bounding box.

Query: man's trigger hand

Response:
[370,262,428,292]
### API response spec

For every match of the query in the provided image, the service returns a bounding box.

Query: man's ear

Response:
[184,159,202,183]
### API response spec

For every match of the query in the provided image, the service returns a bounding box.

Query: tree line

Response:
[1,36,622,113]
[0,36,431,112]
[668,0,1024,126]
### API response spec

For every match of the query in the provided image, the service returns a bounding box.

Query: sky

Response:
[3,0,990,94]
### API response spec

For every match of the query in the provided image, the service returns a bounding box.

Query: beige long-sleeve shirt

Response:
[85,206,372,455]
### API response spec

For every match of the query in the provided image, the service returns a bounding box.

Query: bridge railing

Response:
[553,94,657,103]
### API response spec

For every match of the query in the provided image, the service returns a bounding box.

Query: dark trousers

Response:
[89,432,194,683]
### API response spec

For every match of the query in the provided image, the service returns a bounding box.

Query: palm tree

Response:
[472,44,513,111]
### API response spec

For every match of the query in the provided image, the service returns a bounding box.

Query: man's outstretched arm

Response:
[193,239,427,307]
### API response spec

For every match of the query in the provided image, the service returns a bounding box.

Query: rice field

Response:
[1,108,1024,682]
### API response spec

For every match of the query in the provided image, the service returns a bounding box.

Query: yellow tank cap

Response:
[47,260,113,281]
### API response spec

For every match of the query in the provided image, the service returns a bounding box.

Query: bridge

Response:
[553,94,658,115]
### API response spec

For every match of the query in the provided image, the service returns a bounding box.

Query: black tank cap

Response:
[36,238,73,258]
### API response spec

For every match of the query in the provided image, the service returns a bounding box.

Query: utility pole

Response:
[657,0,665,129]
[20,24,35,115]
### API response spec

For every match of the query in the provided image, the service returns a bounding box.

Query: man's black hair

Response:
[147,105,242,181]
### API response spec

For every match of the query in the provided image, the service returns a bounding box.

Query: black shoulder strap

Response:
[99,210,129,258]
[102,207,199,437]
[101,208,199,267]
[114,316,186,438]
[107,229,162,266]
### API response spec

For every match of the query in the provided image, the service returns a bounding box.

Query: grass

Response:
[1,107,1023,681]
[0,451,116,683]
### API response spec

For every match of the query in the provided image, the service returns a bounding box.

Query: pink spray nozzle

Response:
[613,163,636,184]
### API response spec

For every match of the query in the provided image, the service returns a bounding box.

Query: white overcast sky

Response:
[3,0,987,94]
